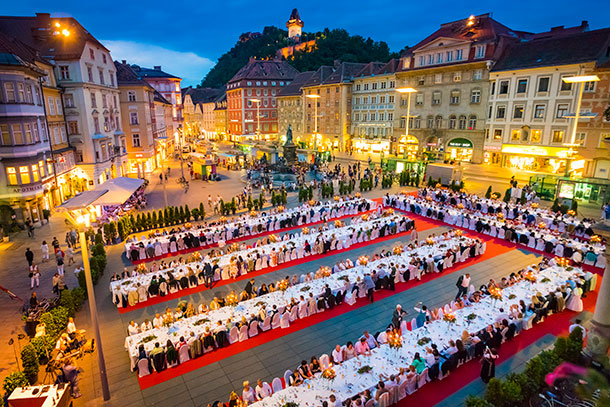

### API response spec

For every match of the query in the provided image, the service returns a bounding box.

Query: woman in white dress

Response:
[41,241,49,262]
[565,286,583,312]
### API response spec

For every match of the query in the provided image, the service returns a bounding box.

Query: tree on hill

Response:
[200,27,396,88]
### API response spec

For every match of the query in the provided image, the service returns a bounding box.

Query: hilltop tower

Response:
[286,8,304,41]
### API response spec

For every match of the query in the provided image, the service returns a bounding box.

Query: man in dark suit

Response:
[244,278,255,298]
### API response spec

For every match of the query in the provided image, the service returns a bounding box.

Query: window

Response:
[87,66,93,82]
[55,98,62,115]
[513,105,524,119]
[471,89,481,103]
[458,115,466,130]
[493,129,502,141]
[583,81,596,92]
[435,115,443,128]
[90,92,97,108]
[511,129,521,141]
[0,124,9,144]
[473,69,483,80]
[475,45,486,58]
[90,48,95,60]
[380,82,386,89]
[434,74,442,84]
[64,94,74,108]
[127,91,136,102]
[48,97,56,115]
[552,130,564,144]
[4,82,15,102]
[371,96,377,104]
[456,49,463,60]
[418,76,425,86]
[132,133,140,147]
[389,81,395,88]
[432,91,441,105]
[130,112,138,125]
[491,82,496,95]
[388,113,393,120]
[468,115,477,130]
[534,104,545,119]
[560,77,572,91]
[516,79,528,94]
[427,55,433,65]
[31,164,39,182]
[496,105,506,119]
[59,66,70,80]
[102,54,107,64]
[531,129,542,143]
[16,83,25,102]
[25,86,33,103]
[93,117,100,133]
[355,84,361,91]
[68,121,78,135]
[499,80,509,94]
[427,116,434,128]
[436,53,443,64]
[448,115,456,129]
[575,132,586,146]
[60,127,66,142]
[556,104,569,118]
[453,72,461,82]
[380,96,385,103]
[12,124,23,144]
[354,113,360,121]
[389,95,394,103]
[537,77,550,92]
[450,90,460,104]
[6,167,17,184]
[24,123,32,143]
[34,87,41,105]
[416,93,423,105]
[372,82,378,90]
[19,166,30,184]
[446,51,454,62]
[102,94,107,108]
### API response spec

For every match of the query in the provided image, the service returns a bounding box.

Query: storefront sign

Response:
[501,144,570,158]
[558,182,575,199]
[448,138,473,148]
[484,145,502,151]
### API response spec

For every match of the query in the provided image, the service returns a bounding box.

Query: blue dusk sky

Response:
[3,1,610,85]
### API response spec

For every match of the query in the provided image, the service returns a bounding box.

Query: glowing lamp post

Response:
[56,190,110,401]
[396,87,417,158]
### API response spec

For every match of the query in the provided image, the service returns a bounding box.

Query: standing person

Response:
[455,273,471,299]
[29,263,40,289]
[41,240,49,262]
[363,273,375,303]
[65,232,71,247]
[25,248,34,267]
[65,245,75,266]
[56,253,65,276]
[25,219,34,237]
[62,359,82,398]
[480,347,499,383]
[159,172,163,184]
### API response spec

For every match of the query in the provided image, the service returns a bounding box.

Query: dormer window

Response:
[456,49,463,60]
[475,45,486,59]
[446,51,454,62]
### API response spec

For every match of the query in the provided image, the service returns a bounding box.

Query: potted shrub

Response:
[20,344,39,384]
[3,371,28,402]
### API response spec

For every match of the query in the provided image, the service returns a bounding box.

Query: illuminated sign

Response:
[501,144,571,158]
[447,138,473,148]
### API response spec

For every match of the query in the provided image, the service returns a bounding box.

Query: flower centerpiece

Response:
[278,279,289,291]
[219,216,227,223]
[250,210,257,217]
[385,208,395,215]
[355,192,362,198]
[357,365,373,374]
[531,203,539,209]
[337,275,349,282]
[491,193,501,200]
[139,334,157,344]
[425,237,435,246]
[556,257,570,268]
[524,271,537,283]
[538,221,547,229]
[309,200,316,206]
[590,235,602,244]
[184,222,192,229]
[322,366,336,380]
[388,331,403,349]
[417,337,431,346]
[358,256,369,266]
[541,277,551,283]
[508,294,516,300]
[268,234,279,243]
[318,266,331,278]
[443,313,456,323]
[489,287,503,301]
[497,213,505,220]
[466,313,477,321]
[393,246,403,255]
[567,209,576,217]
[457,203,464,209]
[193,318,210,326]
[189,252,202,263]
[277,205,285,212]
[426,196,433,201]
[361,213,369,221]
[136,263,148,274]
[333,195,340,202]
[334,220,343,227]
[454,229,463,237]
[302,227,310,235]
[226,292,239,306]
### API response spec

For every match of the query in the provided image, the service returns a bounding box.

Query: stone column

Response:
[584,247,610,362]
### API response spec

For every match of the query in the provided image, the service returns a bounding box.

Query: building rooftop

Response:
[492,28,610,72]
[131,64,181,80]
[114,60,155,89]
[0,30,48,71]
[277,71,315,96]
[228,58,300,84]
[182,86,224,105]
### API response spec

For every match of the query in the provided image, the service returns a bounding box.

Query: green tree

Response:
[247,195,253,211]
[151,211,157,228]
[199,202,205,220]
[158,209,164,226]
[503,188,512,203]
[485,186,492,199]
[570,199,578,215]
[184,205,191,221]
[21,344,39,384]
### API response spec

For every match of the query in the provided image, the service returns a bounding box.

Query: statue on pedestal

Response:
[283,124,297,164]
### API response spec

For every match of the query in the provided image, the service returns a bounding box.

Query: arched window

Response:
[458,115,467,130]
[427,115,434,128]
[435,115,443,129]
[448,115,457,129]
[468,115,477,130]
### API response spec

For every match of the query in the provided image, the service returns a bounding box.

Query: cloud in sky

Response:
[102,40,215,86]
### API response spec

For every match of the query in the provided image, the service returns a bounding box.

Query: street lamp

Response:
[56,191,111,401]
[396,87,417,158]
[561,75,599,176]
[306,94,320,150]
[178,124,185,180]
[249,99,261,140]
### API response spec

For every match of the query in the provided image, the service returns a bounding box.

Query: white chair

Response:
[410,317,417,330]
[283,369,292,386]
[417,368,429,388]
[271,313,281,329]
[398,380,408,399]
[262,381,272,396]
[248,321,259,337]
[280,313,291,329]
[137,359,150,377]
[260,316,271,331]
[406,375,417,395]
[378,392,390,407]
[364,399,375,407]
[238,325,249,342]
[319,354,330,369]
[271,377,283,392]
[178,345,190,364]
[298,302,308,319]
[389,386,399,405]
[228,326,239,344]
[443,304,451,314]
[400,320,407,333]
[289,306,298,322]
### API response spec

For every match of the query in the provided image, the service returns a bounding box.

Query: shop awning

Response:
[448,138,473,148]
[92,177,145,206]
[56,190,108,211]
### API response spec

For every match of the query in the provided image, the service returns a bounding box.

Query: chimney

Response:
[154,66,162,71]
[581,20,590,31]
[122,60,126,64]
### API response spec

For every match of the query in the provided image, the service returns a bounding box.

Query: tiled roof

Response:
[131,65,181,80]
[374,58,401,75]
[114,61,154,89]
[302,65,334,87]
[0,30,48,70]
[492,28,610,72]
[182,86,224,104]
[228,58,300,84]
[323,62,367,84]
[278,71,315,96]
[354,62,385,78]
[153,90,171,105]
[0,14,108,61]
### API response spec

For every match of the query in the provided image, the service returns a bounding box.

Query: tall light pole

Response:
[178,124,185,180]
[396,87,417,159]
[561,74,600,177]
[306,94,320,151]
[56,193,111,401]
[249,99,261,140]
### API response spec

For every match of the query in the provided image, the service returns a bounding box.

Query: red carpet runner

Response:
[137,232,512,389]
